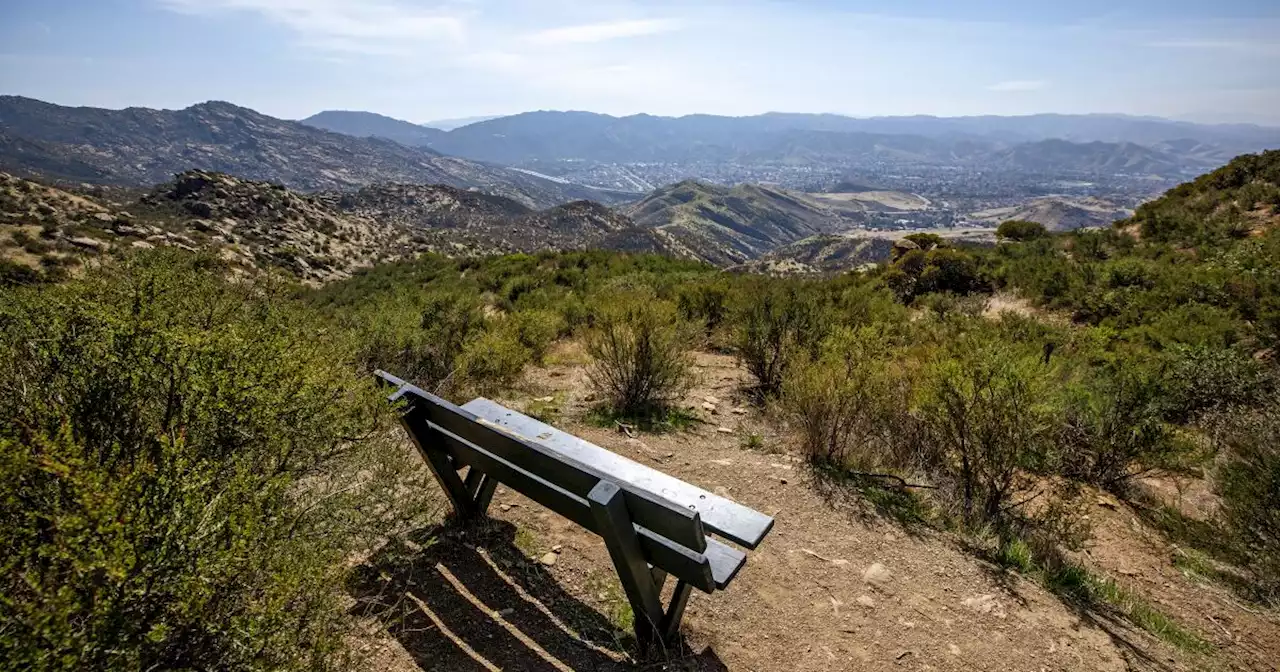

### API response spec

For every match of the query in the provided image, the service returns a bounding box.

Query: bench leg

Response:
[589,480,666,650]
[401,409,501,520]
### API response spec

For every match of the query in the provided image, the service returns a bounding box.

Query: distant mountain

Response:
[0,96,627,209]
[300,110,444,147]
[625,180,865,265]
[308,110,1271,178]
[422,115,502,131]
[988,139,1184,175]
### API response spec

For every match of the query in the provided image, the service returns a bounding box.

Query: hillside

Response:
[989,139,1186,175]
[730,234,897,274]
[968,196,1132,231]
[0,96,624,209]
[300,111,444,147]
[626,180,865,265]
[1123,148,1280,242]
[0,170,690,284]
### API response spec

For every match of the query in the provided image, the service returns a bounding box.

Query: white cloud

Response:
[986,80,1047,92]
[527,19,683,45]
[157,0,467,54]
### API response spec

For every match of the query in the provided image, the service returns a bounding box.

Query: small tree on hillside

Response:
[997,220,1048,242]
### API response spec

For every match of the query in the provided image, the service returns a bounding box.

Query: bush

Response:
[352,290,486,396]
[782,327,903,470]
[920,345,1052,525]
[677,281,730,339]
[0,251,427,671]
[586,298,694,418]
[509,309,564,363]
[1058,370,1186,490]
[735,285,829,397]
[997,220,1048,242]
[1214,402,1280,602]
[458,326,532,395]
[1161,345,1273,421]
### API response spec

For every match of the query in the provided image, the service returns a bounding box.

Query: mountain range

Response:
[300,109,1280,178]
[0,96,624,209]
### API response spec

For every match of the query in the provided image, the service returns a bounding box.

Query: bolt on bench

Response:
[375,370,775,648]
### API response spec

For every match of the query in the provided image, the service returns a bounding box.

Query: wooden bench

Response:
[375,370,774,648]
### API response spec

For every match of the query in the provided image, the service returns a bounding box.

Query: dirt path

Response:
[355,347,1279,672]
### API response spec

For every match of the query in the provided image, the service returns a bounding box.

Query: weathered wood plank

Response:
[462,397,775,549]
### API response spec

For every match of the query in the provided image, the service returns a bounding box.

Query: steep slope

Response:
[0,96,625,209]
[626,181,864,265]
[300,110,444,147]
[1122,149,1280,241]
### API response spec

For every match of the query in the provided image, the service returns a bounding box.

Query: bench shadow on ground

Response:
[347,518,728,672]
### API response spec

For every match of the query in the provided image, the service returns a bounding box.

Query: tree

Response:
[997,220,1048,242]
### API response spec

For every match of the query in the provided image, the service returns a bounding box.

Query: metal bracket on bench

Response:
[589,480,694,649]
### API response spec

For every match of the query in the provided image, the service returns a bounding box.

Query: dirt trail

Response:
[357,347,1279,672]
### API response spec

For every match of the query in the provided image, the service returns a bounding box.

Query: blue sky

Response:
[2,0,1278,124]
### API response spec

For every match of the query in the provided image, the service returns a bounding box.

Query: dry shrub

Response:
[586,297,694,418]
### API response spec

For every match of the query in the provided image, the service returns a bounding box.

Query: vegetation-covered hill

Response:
[0,171,691,285]
[0,96,623,209]
[626,180,865,265]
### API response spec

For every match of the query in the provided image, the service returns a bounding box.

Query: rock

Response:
[69,236,108,251]
[717,427,734,434]
[780,478,788,484]
[731,407,748,415]
[893,238,920,253]
[116,211,133,221]
[500,504,512,512]
[948,644,961,656]
[539,552,558,567]
[552,545,563,553]
[91,212,115,224]
[497,608,515,618]
[534,396,555,403]
[862,563,892,586]
[703,395,721,404]
[961,594,1005,617]
[131,240,155,249]
[856,595,876,608]
[701,402,717,413]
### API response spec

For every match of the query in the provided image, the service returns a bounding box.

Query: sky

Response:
[1,0,1279,125]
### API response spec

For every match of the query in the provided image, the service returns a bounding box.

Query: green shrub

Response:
[586,297,693,418]
[458,326,532,395]
[0,250,427,672]
[920,345,1052,525]
[997,220,1048,242]
[1213,402,1280,603]
[1161,346,1273,421]
[1058,370,1187,490]
[782,327,901,469]
[735,285,829,397]
[509,309,564,363]
[352,290,486,396]
[677,280,730,339]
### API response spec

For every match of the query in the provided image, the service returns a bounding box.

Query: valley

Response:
[5,98,1275,275]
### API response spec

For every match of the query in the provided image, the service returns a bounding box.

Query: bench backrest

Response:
[377,371,719,593]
